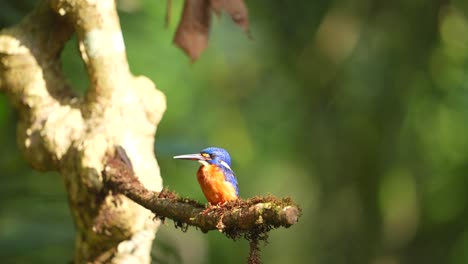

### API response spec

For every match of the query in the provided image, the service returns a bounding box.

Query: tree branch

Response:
[0,1,79,171]
[103,147,302,235]
[50,0,131,109]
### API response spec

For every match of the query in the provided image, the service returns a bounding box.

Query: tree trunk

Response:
[0,0,166,263]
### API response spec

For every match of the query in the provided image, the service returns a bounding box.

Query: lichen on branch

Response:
[103,146,302,241]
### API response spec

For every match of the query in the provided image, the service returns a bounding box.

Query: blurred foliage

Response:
[1,0,468,263]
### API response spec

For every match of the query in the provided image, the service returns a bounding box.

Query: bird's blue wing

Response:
[222,168,239,196]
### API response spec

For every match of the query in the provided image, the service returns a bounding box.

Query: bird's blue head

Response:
[200,147,232,167]
[174,147,232,170]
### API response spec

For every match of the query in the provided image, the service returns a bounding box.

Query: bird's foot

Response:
[215,201,228,207]
[201,207,212,215]
[201,202,228,215]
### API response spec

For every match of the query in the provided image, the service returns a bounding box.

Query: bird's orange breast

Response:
[197,164,238,205]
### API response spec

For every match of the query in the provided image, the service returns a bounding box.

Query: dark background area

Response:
[1,0,468,263]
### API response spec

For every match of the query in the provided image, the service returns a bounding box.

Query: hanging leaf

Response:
[173,0,211,61]
[173,0,250,61]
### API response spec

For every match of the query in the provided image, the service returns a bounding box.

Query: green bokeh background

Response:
[1,0,468,263]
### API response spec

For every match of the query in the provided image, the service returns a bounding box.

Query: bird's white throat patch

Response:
[198,160,231,170]
[198,160,209,167]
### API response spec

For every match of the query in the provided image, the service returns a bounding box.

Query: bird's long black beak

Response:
[173,153,205,161]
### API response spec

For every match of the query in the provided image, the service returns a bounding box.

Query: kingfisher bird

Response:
[173,147,239,205]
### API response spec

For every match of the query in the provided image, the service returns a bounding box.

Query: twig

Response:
[103,147,302,235]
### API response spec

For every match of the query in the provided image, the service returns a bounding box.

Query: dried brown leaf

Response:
[174,0,212,61]
[173,0,251,61]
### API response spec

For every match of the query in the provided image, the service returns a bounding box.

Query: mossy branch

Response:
[103,147,302,236]
[104,147,301,263]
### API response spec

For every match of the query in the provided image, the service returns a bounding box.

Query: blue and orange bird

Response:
[173,147,239,205]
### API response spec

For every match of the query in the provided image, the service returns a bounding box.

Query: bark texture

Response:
[104,150,301,233]
[0,1,166,263]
